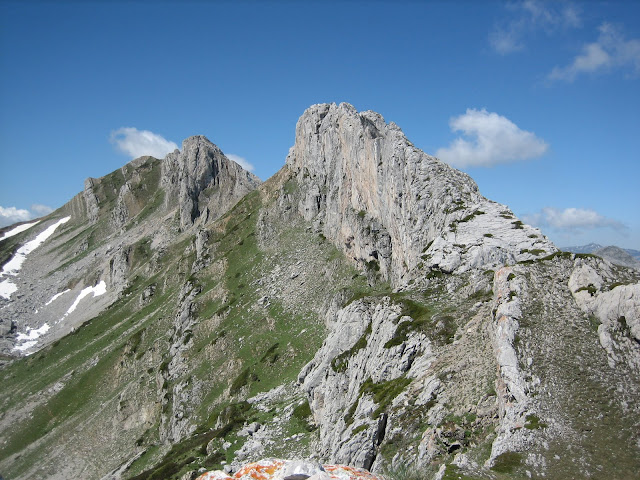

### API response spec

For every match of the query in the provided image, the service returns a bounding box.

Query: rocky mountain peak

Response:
[161,135,261,229]
[286,102,556,286]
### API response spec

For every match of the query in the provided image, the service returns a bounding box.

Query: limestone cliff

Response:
[287,103,555,286]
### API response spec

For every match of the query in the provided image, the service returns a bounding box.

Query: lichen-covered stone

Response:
[196,459,384,480]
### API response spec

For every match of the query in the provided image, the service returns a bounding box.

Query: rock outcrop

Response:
[286,103,555,286]
[161,135,261,229]
[196,459,384,480]
[300,298,428,469]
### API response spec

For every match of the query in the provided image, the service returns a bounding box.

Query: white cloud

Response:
[225,153,255,173]
[0,204,55,228]
[490,28,524,55]
[490,1,581,55]
[522,207,626,232]
[548,23,640,81]
[31,204,54,216]
[435,109,548,168]
[0,206,32,227]
[110,127,178,159]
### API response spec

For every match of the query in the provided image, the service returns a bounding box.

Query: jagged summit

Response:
[161,135,261,228]
[287,102,556,285]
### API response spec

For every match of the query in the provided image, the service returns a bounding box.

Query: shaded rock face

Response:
[83,178,100,223]
[161,135,261,229]
[299,298,428,469]
[287,103,555,286]
[569,258,640,370]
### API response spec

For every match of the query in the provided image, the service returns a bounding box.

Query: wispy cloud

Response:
[522,207,626,233]
[548,23,640,81]
[490,0,581,55]
[0,204,55,228]
[225,153,255,173]
[435,109,548,168]
[110,127,178,159]
[31,204,54,216]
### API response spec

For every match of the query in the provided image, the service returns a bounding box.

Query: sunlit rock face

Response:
[286,102,555,287]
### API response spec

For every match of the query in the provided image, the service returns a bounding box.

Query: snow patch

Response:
[60,281,107,320]
[0,279,18,299]
[0,221,40,241]
[13,323,51,353]
[0,217,70,299]
[45,289,71,306]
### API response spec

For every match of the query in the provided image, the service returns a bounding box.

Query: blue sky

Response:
[1,0,638,249]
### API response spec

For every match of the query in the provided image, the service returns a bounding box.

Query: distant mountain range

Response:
[563,244,640,270]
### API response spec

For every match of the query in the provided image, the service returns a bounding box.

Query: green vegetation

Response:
[588,314,601,332]
[469,288,493,302]
[524,414,547,430]
[366,259,381,272]
[490,451,522,473]
[540,251,573,261]
[383,464,427,480]
[444,199,466,215]
[520,248,545,256]
[575,284,597,296]
[128,401,253,479]
[360,375,411,418]
[283,178,298,195]
[617,316,631,336]
[291,400,316,432]
[441,464,487,480]
[384,298,457,348]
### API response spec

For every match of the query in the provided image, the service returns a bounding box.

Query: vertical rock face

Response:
[287,103,555,286]
[299,298,429,468]
[161,135,261,229]
[83,178,100,223]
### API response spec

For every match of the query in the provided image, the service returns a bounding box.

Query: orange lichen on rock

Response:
[195,459,385,480]
[235,459,286,479]
[323,464,382,479]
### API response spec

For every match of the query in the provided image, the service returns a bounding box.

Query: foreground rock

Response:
[196,459,384,480]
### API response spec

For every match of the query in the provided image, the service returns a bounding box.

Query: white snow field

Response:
[0,217,70,299]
